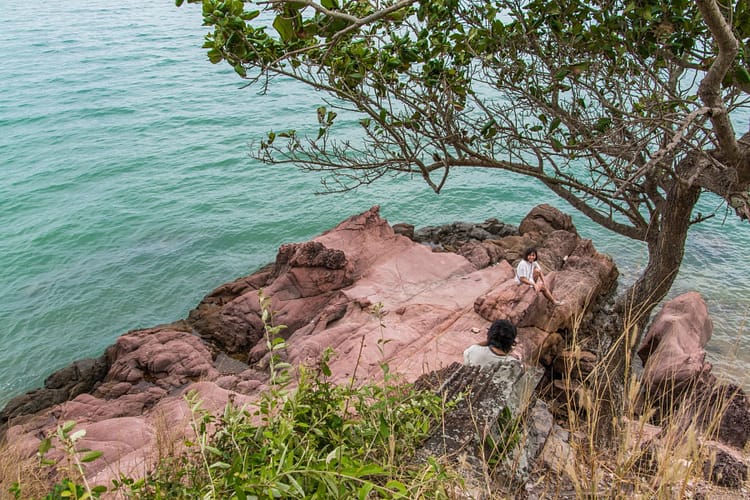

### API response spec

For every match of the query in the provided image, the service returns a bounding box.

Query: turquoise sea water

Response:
[1,0,749,407]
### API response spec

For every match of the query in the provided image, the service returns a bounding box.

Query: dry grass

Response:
[527,315,750,499]
[0,441,53,499]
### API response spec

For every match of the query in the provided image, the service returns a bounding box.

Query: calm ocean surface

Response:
[1,0,749,407]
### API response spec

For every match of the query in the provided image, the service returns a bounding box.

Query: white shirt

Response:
[515,259,539,284]
[463,344,520,368]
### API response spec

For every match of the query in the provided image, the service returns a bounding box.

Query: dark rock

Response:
[414,360,549,488]
[703,441,748,488]
[0,355,108,426]
[698,382,750,449]
[214,353,250,375]
[412,218,518,250]
[391,222,414,239]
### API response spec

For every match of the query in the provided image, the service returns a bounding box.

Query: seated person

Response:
[464,319,521,367]
[516,247,563,306]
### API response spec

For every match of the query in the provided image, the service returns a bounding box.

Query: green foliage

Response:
[483,406,522,467]
[176,0,749,224]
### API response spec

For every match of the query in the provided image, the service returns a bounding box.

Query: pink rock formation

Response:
[638,291,713,388]
[1,205,616,488]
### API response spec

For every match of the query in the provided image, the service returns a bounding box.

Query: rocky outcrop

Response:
[414,360,550,493]
[637,292,750,487]
[638,291,714,392]
[1,355,109,427]
[0,205,616,488]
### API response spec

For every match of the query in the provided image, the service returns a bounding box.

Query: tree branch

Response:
[696,0,741,163]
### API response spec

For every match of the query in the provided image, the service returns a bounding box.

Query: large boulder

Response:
[638,291,713,389]
[473,235,617,333]
[414,360,550,491]
[518,204,576,237]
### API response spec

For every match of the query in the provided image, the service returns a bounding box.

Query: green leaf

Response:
[385,480,407,494]
[735,66,750,84]
[358,483,375,500]
[551,138,564,152]
[205,445,223,456]
[548,117,561,134]
[207,48,223,64]
[81,450,103,463]
[38,437,52,456]
[61,420,77,435]
[321,0,339,8]
[321,360,332,377]
[357,463,384,476]
[242,10,260,21]
[273,16,295,42]
[233,64,246,77]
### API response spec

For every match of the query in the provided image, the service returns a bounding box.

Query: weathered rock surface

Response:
[638,291,714,390]
[1,205,616,488]
[414,360,550,493]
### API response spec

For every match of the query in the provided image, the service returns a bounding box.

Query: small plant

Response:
[15,420,108,500]
[483,406,522,468]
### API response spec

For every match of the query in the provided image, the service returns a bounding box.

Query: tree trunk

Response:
[616,181,702,335]
[592,178,701,446]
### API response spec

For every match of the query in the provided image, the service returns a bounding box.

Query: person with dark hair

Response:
[463,319,521,367]
[515,247,563,306]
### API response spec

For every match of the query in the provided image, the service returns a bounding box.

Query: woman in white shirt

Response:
[463,319,521,367]
[515,247,562,306]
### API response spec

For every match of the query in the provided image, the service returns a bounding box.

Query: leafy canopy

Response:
[179,0,750,242]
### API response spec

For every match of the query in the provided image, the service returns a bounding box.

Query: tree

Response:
[179,0,750,343]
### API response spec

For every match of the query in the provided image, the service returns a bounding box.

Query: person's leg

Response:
[533,268,543,282]
[541,285,563,305]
